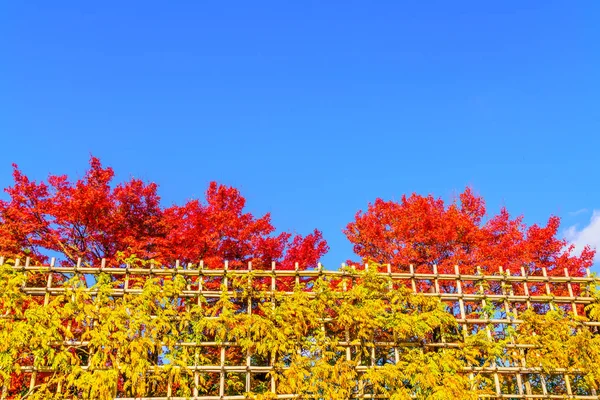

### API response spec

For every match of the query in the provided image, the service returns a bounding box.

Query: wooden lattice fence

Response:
[1,256,599,399]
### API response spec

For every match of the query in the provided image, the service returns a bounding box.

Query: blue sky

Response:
[1,1,599,270]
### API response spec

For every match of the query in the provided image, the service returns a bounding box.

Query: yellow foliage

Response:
[0,262,599,399]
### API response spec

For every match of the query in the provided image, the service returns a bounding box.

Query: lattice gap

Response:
[2,256,599,400]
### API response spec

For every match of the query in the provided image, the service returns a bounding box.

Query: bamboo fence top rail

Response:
[8,263,598,284]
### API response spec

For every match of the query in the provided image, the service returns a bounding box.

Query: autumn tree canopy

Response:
[1,158,595,277]
[344,188,595,276]
[0,157,328,270]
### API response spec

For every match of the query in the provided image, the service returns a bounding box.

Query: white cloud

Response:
[564,210,600,263]
[568,208,589,216]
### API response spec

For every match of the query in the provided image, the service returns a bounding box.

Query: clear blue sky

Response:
[1,2,599,269]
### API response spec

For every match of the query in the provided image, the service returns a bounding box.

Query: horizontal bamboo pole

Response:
[8,263,599,284]
[12,286,599,306]
[112,396,600,400]
[45,340,539,349]
[16,364,590,374]
[116,396,600,400]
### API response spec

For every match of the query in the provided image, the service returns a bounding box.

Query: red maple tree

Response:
[344,188,595,278]
[0,157,328,270]
[161,181,327,270]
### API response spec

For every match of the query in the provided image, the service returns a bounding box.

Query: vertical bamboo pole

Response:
[540,267,551,396]
[520,268,533,396]
[455,265,474,391]
[270,261,276,395]
[521,266,531,310]
[124,262,130,295]
[589,264,598,397]
[21,258,38,395]
[564,374,573,398]
[166,372,173,399]
[477,266,500,397]
[246,261,253,394]
[385,263,396,367]
[44,258,55,307]
[343,270,352,363]
[385,263,400,372]
[219,261,228,398]
[432,264,440,295]
[350,264,364,398]
[542,267,554,311]
[48,258,63,396]
[387,263,393,290]
[223,260,229,292]
[359,266,366,400]
[0,292,5,400]
[409,264,417,293]
[504,268,524,398]
[454,265,468,336]
[564,265,580,399]
[564,268,577,317]
[432,264,445,348]
[182,261,192,400]
[193,260,204,398]
[369,263,376,367]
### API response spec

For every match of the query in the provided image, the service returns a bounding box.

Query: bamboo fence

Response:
[2,256,600,400]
